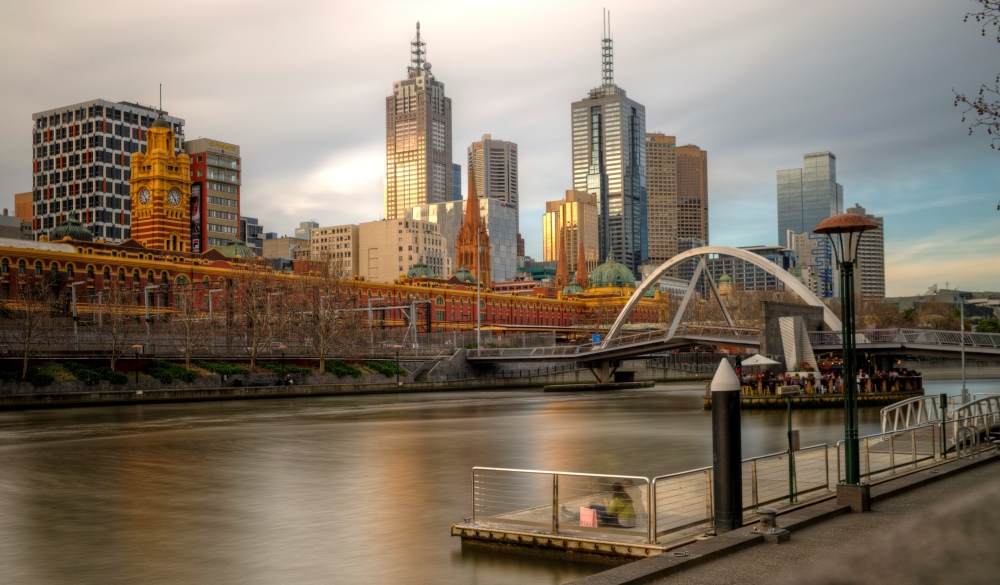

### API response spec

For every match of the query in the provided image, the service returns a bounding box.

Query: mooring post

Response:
[711,358,743,533]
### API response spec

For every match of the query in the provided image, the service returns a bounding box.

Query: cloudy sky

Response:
[0,0,997,296]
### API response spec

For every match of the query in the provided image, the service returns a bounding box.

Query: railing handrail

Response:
[472,466,650,482]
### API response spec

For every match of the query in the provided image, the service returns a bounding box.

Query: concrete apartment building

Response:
[183,138,240,253]
[384,23,453,220]
[309,223,360,277]
[541,190,599,276]
[358,218,446,284]
[645,133,709,272]
[31,99,185,242]
[846,203,886,299]
[262,236,308,262]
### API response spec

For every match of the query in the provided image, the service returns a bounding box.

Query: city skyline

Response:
[0,0,997,295]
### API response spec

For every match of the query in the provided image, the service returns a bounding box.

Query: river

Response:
[0,378,995,585]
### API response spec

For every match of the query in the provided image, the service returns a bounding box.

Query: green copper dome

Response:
[49,218,94,242]
[454,265,476,283]
[406,258,436,279]
[588,253,635,288]
[219,240,256,258]
[562,281,584,295]
[719,274,732,283]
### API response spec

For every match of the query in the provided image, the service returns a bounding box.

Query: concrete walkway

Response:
[570,454,1000,585]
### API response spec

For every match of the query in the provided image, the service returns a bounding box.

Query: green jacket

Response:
[607,496,636,521]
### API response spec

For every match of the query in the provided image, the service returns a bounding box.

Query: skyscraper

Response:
[542,190,599,276]
[777,152,843,242]
[571,14,646,274]
[645,133,708,271]
[778,151,844,298]
[468,134,521,259]
[31,99,185,242]
[385,22,452,221]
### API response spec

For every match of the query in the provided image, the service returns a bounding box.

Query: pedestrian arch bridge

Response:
[467,246,1000,382]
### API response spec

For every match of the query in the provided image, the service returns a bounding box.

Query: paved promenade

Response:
[572,454,1000,585]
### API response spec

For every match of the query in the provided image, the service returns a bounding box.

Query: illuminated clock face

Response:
[139,189,150,205]
[168,189,181,206]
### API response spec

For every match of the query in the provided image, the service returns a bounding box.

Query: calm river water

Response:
[0,378,995,585]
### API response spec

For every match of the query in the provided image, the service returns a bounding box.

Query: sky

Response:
[0,0,997,297]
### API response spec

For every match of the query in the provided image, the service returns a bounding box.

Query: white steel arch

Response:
[601,246,842,348]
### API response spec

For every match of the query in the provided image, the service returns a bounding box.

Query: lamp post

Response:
[393,344,402,386]
[69,281,87,349]
[814,213,878,494]
[131,344,143,387]
[144,285,160,342]
[476,228,484,350]
[208,288,222,320]
[278,344,287,385]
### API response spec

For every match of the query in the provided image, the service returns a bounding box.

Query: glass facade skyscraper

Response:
[570,20,646,275]
[777,152,843,242]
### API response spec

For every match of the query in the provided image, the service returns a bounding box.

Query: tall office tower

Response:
[786,230,834,299]
[184,138,240,252]
[645,134,709,271]
[542,190,599,276]
[846,203,885,299]
[240,216,264,255]
[777,152,843,243]
[385,22,453,220]
[32,99,185,242]
[468,134,519,247]
[452,163,462,200]
[571,15,646,274]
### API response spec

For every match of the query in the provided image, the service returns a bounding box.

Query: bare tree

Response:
[954,1,1000,150]
[228,258,290,370]
[100,278,141,371]
[296,258,366,372]
[170,282,213,370]
[0,273,57,378]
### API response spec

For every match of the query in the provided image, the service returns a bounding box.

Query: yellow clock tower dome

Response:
[130,113,192,251]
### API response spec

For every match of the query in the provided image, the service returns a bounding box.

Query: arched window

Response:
[103,267,110,280]
[0,258,8,274]
[176,275,188,286]
[147,270,154,283]
[17,260,25,274]
[66,264,74,278]
[436,295,444,305]
[161,271,168,284]
[118,268,125,281]
[86,265,95,279]
[34,261,43,276]
[133,269,140,282]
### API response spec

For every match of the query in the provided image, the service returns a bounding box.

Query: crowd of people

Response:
[740,367,922,395]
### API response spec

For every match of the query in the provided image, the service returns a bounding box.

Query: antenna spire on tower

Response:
[159,83,163,115]
[409,21,426,76]
[602,9,614,86]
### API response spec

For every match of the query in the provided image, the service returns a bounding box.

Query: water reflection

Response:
[0,378,994,584]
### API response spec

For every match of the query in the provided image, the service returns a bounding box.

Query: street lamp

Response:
[131,344,143,387]
[393,344,402,386]
[278,344,288,385]
[814,212,878,490]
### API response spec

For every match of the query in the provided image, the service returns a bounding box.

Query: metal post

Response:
[939,393,948,459]
[208,288,221,320]
[131,344,142,387]
[476,228,482,350]
[787,395,797,503]
[552,474,559,533]
[711,358,742,533]
[840,260,860,485]
[960,301,968,404]
[70,281,86,350]
[394,344,402,386]
[97,290,102,327]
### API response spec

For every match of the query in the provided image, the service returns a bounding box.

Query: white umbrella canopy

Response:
[742,354,781,366]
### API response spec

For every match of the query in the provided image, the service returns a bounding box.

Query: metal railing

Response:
[810,328,1000,349]
[836,425,941,484]
[469,445,829,545]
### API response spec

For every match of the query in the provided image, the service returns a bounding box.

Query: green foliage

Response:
[464,343,478,349]
[196,361,250,376]
[364,360,408,378]
[324,360,363,377]
[0,370,23,383]
[64,363,131,385]
[977,318,1000,333]
[145,360,198,384]
[259,362,312,376]
[25,367,55,387]
[96,367,129,384]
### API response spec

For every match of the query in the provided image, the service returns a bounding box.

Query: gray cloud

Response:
[1,0,997,295]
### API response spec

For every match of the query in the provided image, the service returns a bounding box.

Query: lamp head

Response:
[813,213,878,263]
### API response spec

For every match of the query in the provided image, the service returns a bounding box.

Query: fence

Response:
[470,445,829,545]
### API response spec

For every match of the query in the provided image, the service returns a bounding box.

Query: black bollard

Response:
[711,358,743,533]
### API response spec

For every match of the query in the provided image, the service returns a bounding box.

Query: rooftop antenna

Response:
[158,83,162,116]
[602,9,614,86]
[409,21,426,76]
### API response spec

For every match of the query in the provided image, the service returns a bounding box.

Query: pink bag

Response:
[580,506,597,527]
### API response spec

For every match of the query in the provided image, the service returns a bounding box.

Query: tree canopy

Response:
[954,1,1000,150]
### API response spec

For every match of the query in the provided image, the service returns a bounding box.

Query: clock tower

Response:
[130,115,192,251]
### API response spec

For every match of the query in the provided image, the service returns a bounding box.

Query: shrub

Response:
[364,360,408,378]
[64,362,101,385]
[196,361,250,376]
[96,367,129,384]
[325,360,363,377]
[145,360,198,384]
[259,362,311,376]
[26,367,55,387]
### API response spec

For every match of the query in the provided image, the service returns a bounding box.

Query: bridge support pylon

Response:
[587,360,618,384]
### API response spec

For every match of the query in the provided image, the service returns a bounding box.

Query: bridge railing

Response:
[836,424,942,483]
[811,328,1000,348]
[468,445,829,545]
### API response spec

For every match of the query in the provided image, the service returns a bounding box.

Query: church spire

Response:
[554,230,569,289]
[455,165,491,286]
[576,240,589,289]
